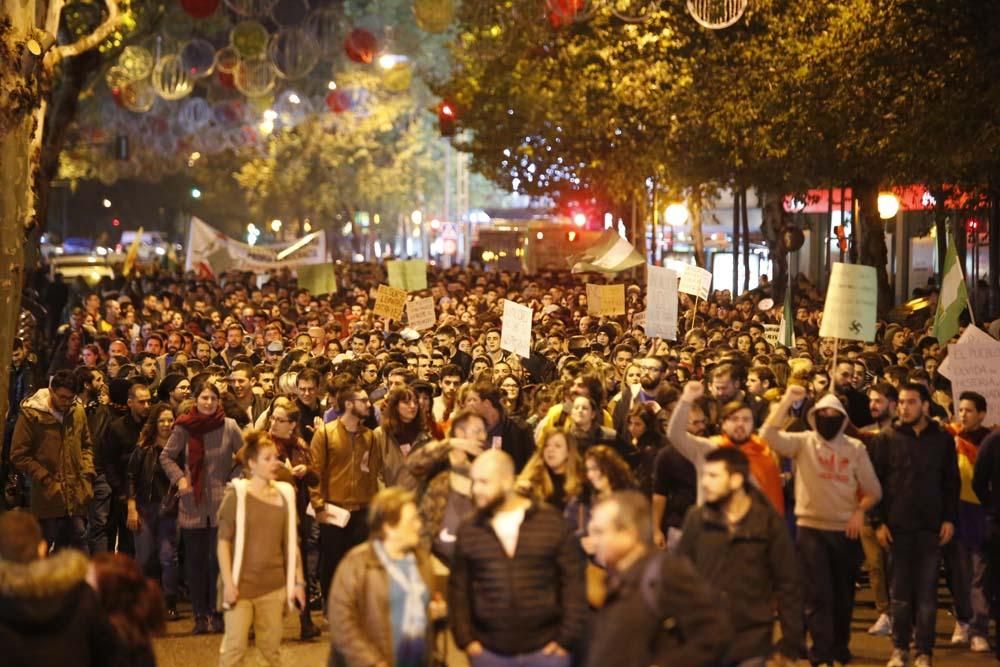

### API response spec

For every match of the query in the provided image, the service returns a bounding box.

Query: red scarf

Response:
[713,434,785,516]
[175,407,225,502]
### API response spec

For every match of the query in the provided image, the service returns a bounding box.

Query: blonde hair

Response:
[516,427,584,502]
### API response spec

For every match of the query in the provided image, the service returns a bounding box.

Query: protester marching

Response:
[2,250,997,667]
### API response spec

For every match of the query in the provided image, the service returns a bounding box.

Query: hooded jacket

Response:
[0,550,119,666]
[10,389,95,519]
[760,393,882,531]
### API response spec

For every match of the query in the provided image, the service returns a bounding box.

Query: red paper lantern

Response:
[217,70,235,88]
[181,0,220,19]
[325,90,352,113]
[344,28,376,64]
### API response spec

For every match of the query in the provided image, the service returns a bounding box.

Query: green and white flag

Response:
[568,230,644,274]
[932,235,969,343]
[779,285,795,348]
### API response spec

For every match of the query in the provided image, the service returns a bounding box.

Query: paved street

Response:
[153,587,998,666]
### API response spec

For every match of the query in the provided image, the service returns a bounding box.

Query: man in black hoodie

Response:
[0,511,118,666]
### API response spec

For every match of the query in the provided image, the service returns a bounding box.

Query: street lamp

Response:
[190,188,202,199]
[665,202,690,226]
[102,198,111,208]
[270,219,282,232]
[877,193,900,219]
[411,210,423,225]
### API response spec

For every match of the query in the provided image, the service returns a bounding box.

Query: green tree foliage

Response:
[438,0,1000,305]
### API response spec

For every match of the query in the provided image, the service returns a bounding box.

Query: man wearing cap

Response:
[264,340,285,366]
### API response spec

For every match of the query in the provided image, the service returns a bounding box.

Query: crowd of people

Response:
[1,260,997,667]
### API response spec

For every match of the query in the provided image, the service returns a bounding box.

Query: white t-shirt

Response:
[490,506,527,558]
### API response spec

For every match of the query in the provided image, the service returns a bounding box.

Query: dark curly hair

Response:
[584,445,637,492]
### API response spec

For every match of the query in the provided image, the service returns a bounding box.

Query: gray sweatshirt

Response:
[760,393,881,531]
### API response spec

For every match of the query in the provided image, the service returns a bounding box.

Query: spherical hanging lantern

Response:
[178,97,214,133]
[413,0,454,33]
[224,0,278,18]
[105,65,133,93]
[213,99,247,125]
[180,0,220,19]
[273,88,313,125]
[344,28,377,64]
[686,0,748,29]
[215,46,241,74]
[546,0,596,25]
[268,28,320,79]
[217,70,236,88]
[247,93,274,113]
[120,79,157,113]
[152,54,195,100]
[118,46,154,81]
[234,55,277,97]
[231,20,270,58]
[382,61,412,93]
[270,0,310,27]
[325,89,352,113]
[609,0,658,23]
[781,225,806,253]
[305,6,347,59]
[181,39,217,78]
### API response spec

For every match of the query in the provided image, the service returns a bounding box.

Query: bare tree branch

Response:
[43,0,121,72]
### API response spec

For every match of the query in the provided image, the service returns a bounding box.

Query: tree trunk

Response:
[741,187,751,293]
[690,197,706,268]
[760,190,787,303]
[855,182,893,313]
[732,190,741,296]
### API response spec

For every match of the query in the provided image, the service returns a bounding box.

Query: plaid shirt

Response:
[160,417,242,529]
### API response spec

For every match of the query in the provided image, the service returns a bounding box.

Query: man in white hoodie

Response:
[761,386,882,667]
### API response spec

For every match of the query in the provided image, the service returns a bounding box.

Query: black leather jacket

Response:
[127,443,172,506]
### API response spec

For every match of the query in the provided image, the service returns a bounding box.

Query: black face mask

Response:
[815,413,845,441]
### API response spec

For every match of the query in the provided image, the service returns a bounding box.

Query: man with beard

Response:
[213,323,256,368]
[869,383,959,667]
[667,381,785,515]
[449,450,585,666]
[833,360,875,428]
[433,364,463,423]
[308,383,406,606]
[703,363,767,435]
[678,447,803,666]
[436,325,471,378]
[761,386,882,666]
[89,382,150,555]
[584,491,732,667]
[944,392,992,652]
[855,381,899,636]
[613,356,668,433]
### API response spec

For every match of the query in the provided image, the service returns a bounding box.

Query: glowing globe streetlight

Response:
[877,193,900,219]
[665,202,690,226]
[270,219,282,232]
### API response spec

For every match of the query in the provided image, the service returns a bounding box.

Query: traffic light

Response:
[438,101,456,137]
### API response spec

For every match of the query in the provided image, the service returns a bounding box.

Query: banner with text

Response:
[946,342,1000,427]
[678,265,713,300]
[501,299,533,358]
[819,262,877,342]
[185,216,326,275]
[586,284,626,317]
[373,284,407,320]
[645,265,679,340]
[939,326,1000,379]
[406,296,437,331]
